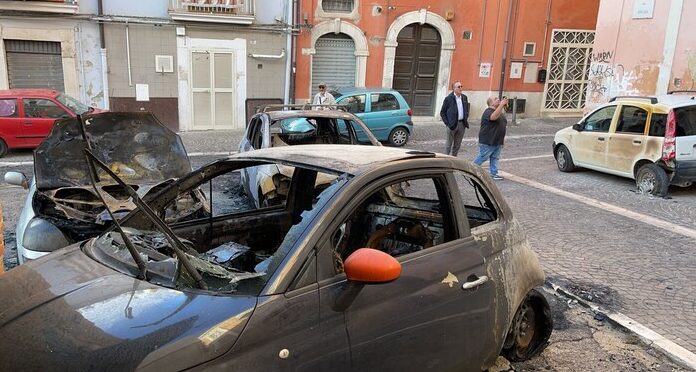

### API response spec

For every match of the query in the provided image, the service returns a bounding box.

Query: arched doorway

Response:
[311,33,356,92]
[393,24,441,115]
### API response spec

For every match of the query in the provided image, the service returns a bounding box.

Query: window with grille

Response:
[322,0,354,13]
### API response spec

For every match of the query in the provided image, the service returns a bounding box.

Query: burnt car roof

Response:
[231,145,438,175]
[34,112,191,190]
[262,110,358,121]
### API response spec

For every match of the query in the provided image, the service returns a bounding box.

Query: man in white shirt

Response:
[439,81,469,156]
[312,82,336,110]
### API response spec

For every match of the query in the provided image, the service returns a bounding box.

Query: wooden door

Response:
[392,24,441,116]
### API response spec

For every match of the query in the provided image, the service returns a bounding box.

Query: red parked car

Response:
[0,89,103,157]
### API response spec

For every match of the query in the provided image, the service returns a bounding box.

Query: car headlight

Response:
[22,218,71,253]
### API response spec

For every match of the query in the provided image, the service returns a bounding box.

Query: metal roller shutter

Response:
[312,33,355,92]
[5,40,65,91]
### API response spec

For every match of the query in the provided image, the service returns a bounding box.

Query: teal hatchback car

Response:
[331,87,414,146]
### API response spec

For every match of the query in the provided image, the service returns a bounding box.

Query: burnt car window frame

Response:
[615,104,648,135]
[448,170,501,232]
[313,169,460,283]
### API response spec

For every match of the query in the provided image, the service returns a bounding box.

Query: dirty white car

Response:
[553,93,696,196]
[4,112,196,263]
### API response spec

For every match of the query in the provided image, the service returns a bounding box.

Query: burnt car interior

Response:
[331,172,498,273]
[87,159,347,294]
[269,117,355,146]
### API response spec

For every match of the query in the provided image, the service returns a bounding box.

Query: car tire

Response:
[555,144,576,172]
[0,139,7,158]
[388,127,409,147]
[636,163,669,197]
[502,289,553,362]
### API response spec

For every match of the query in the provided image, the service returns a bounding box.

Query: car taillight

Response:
[662,110,676,161]
[407,109,413,116]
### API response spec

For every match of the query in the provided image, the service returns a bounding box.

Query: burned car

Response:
[238,106,381,207]
[0,145,551,371]
[4,112,196,263]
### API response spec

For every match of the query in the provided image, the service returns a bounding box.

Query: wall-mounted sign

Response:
[136,84,150,102]
[632,0,654,19]
[510,62,523,79]
[479,63,491,78]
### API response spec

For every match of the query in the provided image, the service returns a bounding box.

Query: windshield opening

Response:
[86,160,349,295]
[56,92,90,115]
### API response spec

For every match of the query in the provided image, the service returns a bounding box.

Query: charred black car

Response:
[4,112,196,263]
[0,145,552,371]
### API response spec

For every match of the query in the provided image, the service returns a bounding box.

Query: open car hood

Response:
[34,112,191,191]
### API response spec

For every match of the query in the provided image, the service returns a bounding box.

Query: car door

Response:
[21,97,71,147]
[335,94,370,141]
[239,116,267,201]
[314,170,496,371]
[572,105,617,168]
[0,98,24,148]
[360,93,402,140]
[606,104,649,175]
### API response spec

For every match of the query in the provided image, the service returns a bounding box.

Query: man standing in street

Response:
[312,82,336,110]
[473,96,509,180]
[440,81,469,156]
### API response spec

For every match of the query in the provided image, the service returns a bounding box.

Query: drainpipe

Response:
[498,0,514,98]
[290,0,299,103]
[98,0,109,109]
[283,0,293,104]
[125,23,133,87]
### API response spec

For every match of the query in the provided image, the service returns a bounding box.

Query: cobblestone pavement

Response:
[2,116,695,366]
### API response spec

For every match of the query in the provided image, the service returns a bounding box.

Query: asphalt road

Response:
[1,118,694,370]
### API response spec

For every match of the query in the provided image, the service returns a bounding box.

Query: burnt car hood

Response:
[33,112,191,191]
[0,244,257,371]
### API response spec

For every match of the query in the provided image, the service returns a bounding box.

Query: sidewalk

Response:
[177,116,579,154]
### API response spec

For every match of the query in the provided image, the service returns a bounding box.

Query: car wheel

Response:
[555,144,576,172]
[636,163,669,197]
[502,289,553,362]
[388,127,409,147]
[0,139,7,158]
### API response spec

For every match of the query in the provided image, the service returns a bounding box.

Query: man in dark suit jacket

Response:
[440,81,469,156]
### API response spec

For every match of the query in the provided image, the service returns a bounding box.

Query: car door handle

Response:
[462,275,489,290]
[597,137,605,141]
[633,140,642,144]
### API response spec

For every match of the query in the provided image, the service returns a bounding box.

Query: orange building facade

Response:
[295,0,600,119]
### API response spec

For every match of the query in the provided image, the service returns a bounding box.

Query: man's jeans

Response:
[473,144,502,175]
[444,120,466,156]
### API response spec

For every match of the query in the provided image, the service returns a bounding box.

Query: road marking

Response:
[500,154,554,162]
[0,161,33,168]
[499,171,696,240]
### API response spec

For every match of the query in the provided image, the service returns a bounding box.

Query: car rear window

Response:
[0,99,17,117]
[371,93,400,112]
[648,113,667,137]
[674,106,696,137]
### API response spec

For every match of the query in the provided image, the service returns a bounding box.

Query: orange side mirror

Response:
[344,248,401,283]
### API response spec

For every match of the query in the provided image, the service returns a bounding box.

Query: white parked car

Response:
[553,93,696,196]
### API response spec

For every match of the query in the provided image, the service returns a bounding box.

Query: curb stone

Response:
[543,281,696,371]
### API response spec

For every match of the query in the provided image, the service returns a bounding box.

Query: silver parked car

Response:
[238,106,381,207]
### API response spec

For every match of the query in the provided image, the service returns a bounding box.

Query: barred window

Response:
[322,0,354,13]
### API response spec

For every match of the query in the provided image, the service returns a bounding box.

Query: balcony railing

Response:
[0,0,79,14]
[169,0,254,24]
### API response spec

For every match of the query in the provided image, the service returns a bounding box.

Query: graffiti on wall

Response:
[587,49,649,104]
